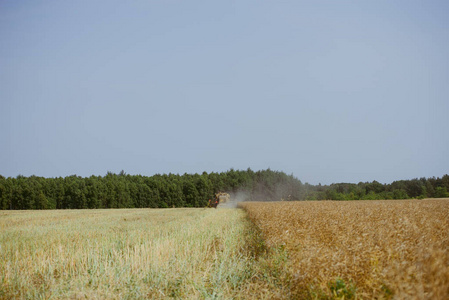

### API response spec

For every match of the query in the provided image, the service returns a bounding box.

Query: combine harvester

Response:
[209,192,235,208]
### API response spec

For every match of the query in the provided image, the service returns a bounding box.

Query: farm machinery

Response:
[209,192,231,208]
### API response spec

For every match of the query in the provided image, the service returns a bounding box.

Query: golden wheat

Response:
[239,199,449,299]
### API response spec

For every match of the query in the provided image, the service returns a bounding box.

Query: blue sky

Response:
[1,0,448,184]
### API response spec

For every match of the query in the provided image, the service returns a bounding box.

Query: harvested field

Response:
[0,208,284,299]
[239,199,449,299]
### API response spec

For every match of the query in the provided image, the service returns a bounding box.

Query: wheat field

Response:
[0,208,286,299]
[3,200,448,299]
[239,199,449,299]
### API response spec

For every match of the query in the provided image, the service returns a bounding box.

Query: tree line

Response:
[0,169,301,210]
[305,175,449,201]
[0,169,448,210]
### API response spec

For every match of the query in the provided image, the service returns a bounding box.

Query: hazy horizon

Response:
[1,168,448,187]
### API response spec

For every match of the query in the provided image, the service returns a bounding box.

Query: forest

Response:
[0,169,448,210]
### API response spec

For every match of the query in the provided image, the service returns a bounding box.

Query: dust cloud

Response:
[219,182,297,208]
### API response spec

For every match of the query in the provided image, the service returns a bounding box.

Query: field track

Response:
[239,199,449,299]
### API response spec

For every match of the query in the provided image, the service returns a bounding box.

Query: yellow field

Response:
[239,199,449,299]
[2,200,448,299]
[0,208,286,299]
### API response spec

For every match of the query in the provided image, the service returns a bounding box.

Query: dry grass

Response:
[0,208,285,299]
[239,199,449,299]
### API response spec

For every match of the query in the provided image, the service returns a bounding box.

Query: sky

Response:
[1,0,448,185]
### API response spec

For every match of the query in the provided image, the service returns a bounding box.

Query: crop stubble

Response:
[0,208,283,299]
[239,199,449,299]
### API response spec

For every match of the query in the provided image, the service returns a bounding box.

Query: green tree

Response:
[36,191,48,209]
[435,187,449,198]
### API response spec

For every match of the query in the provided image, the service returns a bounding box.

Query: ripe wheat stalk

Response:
[240,199,449,299]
